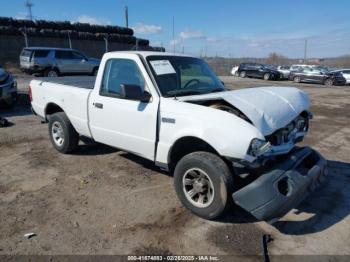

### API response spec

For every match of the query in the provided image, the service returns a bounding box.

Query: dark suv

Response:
[237,63,282,80]
[289,67,346,86]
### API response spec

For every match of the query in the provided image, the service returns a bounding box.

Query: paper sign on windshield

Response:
[150,60,176,75]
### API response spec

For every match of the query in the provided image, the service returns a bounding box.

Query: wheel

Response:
[234,71,239,77]
[48,112,79,154]
[44,68,59,77]
[264,73,270,80]
[173,151,234,220]
[324,78,333,86]
[91,67,98,76]
[293,76,301,83]
[240,71,246,78]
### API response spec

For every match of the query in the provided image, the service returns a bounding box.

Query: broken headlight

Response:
[248,138,271,157]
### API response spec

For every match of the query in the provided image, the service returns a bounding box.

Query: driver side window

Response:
[100,59,145,98]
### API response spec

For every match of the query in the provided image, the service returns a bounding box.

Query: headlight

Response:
[248,138,271,157]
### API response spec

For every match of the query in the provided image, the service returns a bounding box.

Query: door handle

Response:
[93,102,103,109]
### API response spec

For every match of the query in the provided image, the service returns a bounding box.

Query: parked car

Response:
[237,63,282,80]
[277,65,291,79]
[230,66,239,76]
[289,67,346,86]
[30,51,327,222]
[0,65,17,107]
[20,47,100,77]
[331,69,350,85]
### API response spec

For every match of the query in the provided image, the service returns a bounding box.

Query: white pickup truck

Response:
[30,51,327,222]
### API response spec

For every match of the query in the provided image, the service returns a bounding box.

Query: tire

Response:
[293,76,301,83]
[240,71,246,78]
[264,73,270,80]
[324,78,333,86]
[44,68,59,77]
[48,112,79,154]
[173,151,234,220]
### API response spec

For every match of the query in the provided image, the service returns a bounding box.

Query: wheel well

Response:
[45,103,64,119]
[168,137,219,171]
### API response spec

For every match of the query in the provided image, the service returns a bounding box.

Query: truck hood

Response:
[180,86,310,136]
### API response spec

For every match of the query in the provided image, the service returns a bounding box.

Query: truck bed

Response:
[37,76,96,89]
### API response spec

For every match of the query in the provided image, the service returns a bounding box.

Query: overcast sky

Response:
[2,0,350,58]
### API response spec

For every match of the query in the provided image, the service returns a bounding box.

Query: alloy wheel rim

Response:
[48,71,58,77]
[182,168,215,208]
[52,121,64,147]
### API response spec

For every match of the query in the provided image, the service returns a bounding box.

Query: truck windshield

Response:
[146,56,225,97]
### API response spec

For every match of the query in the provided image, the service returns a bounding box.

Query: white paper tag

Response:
[150,60,176,75]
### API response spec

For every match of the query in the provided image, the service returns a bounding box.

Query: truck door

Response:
[88,54,159,161]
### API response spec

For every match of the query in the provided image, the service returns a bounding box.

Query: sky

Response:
[1,0,350,58]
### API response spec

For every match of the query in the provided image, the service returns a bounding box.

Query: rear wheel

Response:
[264,73,270,80]
[173,152,234,220]
[240,71,246,78]
[44,68,59,77]
[324,78,333,86]
[293,76,301,83]
[48,112,79,154]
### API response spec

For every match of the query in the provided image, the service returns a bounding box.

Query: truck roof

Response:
[106,51,192,58]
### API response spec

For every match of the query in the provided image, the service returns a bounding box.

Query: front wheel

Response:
[293,76,301,83]
[263,73,270,80]
[240,71,246,78]
[48,112,79,154]
[173,152,234,220]
[324,78,334,86]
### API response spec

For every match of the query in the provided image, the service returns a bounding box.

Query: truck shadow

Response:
[272,160,350,235]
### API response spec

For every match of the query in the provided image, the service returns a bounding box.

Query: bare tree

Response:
[266,52,288,65]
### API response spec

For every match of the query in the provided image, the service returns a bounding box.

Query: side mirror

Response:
[120,84,151,102]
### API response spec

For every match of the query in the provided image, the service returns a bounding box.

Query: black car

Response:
[289,67,346,86]
[237,63,282,80]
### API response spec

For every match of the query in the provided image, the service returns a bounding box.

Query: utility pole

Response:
[304,39,308,64]
[125,6,129,28]
[172,16,175,54]
[25,0,34,21]
[67,31,72,49]
[103,34,109,53]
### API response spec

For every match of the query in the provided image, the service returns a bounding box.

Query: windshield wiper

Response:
[206,87,225,94]
[167,89,204,97]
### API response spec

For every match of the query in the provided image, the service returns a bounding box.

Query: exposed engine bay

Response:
[187,98,312,158]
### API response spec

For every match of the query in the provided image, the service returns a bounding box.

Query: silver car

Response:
[0,66,17,107]
[20,47,100,77]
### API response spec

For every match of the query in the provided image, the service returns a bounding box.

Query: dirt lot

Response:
[0,75,350,257]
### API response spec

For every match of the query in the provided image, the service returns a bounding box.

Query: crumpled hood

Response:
[0,68,9,82]
[180,86,310,136]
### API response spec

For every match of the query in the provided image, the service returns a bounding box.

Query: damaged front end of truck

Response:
[182,86,328,222]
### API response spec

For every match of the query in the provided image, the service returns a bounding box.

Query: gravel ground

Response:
[0,75,349,257]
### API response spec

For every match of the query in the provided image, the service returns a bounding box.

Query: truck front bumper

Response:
[232,147,327,222]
